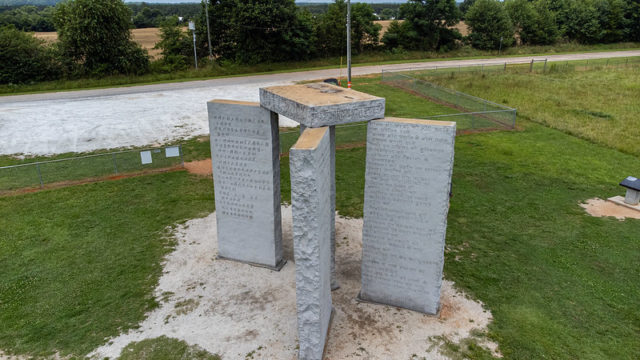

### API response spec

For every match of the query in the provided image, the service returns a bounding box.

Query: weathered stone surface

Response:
[207,100,283,269]
[290,127,333,360]
[259,83,385,127]
[299,124,339,290]
[360,118,456,314]
[328,125,338,290]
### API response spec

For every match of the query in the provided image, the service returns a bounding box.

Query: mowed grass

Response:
[420,65,640,156]
[0,171,214,357]
[1,68,639,359]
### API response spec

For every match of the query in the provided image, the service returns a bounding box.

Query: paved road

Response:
[3,50,638,104]
[0,50,638,156]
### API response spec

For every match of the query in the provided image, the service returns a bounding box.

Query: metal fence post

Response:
[504,62,507,71]
[543,59,548,73]
[36,164,43,188]
[530,59,534,72]
[179,145,184,167]
[112,153,118,174]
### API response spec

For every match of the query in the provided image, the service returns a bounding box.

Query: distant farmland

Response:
[32,22,470,60]
[35,28,164,58]
[374,20,469,37]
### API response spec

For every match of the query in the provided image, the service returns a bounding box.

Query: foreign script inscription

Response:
[360,119,456,314]
[207,101,283,268]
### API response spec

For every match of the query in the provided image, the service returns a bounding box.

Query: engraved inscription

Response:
[361,120,455,313]
[210,114,272,220]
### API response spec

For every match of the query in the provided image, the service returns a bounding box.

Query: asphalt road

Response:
[2,50,639,104]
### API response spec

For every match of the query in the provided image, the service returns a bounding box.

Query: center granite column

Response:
[260,83,385,290]
[290,127,333,360]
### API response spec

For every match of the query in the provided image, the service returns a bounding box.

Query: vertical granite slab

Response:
[207,100,284,270]
[359,118,456,314]
[329,125,338,290]
[290,127,333,360]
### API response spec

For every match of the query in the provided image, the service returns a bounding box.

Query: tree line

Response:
[1,0,639,85]
[0,3,201,31]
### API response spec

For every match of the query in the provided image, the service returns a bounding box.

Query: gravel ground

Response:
[0,80,296,156]
[89,207,499,360]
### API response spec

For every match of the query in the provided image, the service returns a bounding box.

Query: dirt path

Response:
[580,198,640,220]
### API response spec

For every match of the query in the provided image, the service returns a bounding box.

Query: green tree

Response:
[200,0,314,64]
[626,0,640,41]
[381,19,407,49]
[315,0,381,56]
[562,0,603,43]
[0,5,55,31]
[505,0,559,45]
[595,0,628,43]
[0,25,60,83]
[154,17,192,71]
[395,0,462,51]
[466,0,514,50]
[351,3,381,53]
[459,0,476,17]
[53,0,149,75]
[379,8,396,20]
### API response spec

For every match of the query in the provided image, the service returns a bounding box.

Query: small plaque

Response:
[140,150,152,165]
[165,146,180,158]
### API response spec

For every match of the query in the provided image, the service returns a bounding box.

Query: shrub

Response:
[0,25,61,84]
[466,0,515,50]
[53,0,149,75]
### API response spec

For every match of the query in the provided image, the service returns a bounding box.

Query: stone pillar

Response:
[359,118,456,314]
[329,125,338,290]
[290,127,333,360]
[298,125,338,290]
[207,100,284,270]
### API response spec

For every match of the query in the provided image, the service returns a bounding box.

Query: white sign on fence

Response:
[140,151,152,165]
[165,146,180,158]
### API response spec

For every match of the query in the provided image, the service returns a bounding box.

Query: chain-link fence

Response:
[383,56,640,78]
[0,145,184,194]
[381,71,516,130]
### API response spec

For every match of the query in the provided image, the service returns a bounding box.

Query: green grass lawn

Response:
[417,64,640,157]
[0,66,639,359]
[0,172,215,357]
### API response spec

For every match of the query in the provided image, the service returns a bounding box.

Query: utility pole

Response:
[205,1,213,59]
[347,0,351,89]
[189,20,198,69]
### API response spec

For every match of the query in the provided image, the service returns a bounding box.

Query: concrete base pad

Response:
[216,255,287,272]
[607,196,640,212]
[355,291,441,317]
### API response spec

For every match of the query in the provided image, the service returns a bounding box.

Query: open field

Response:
[34,23,465,57]
[417,64,640,156]
[35,28,163,58]
[375,20,469,37]
[0,67,639,359]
